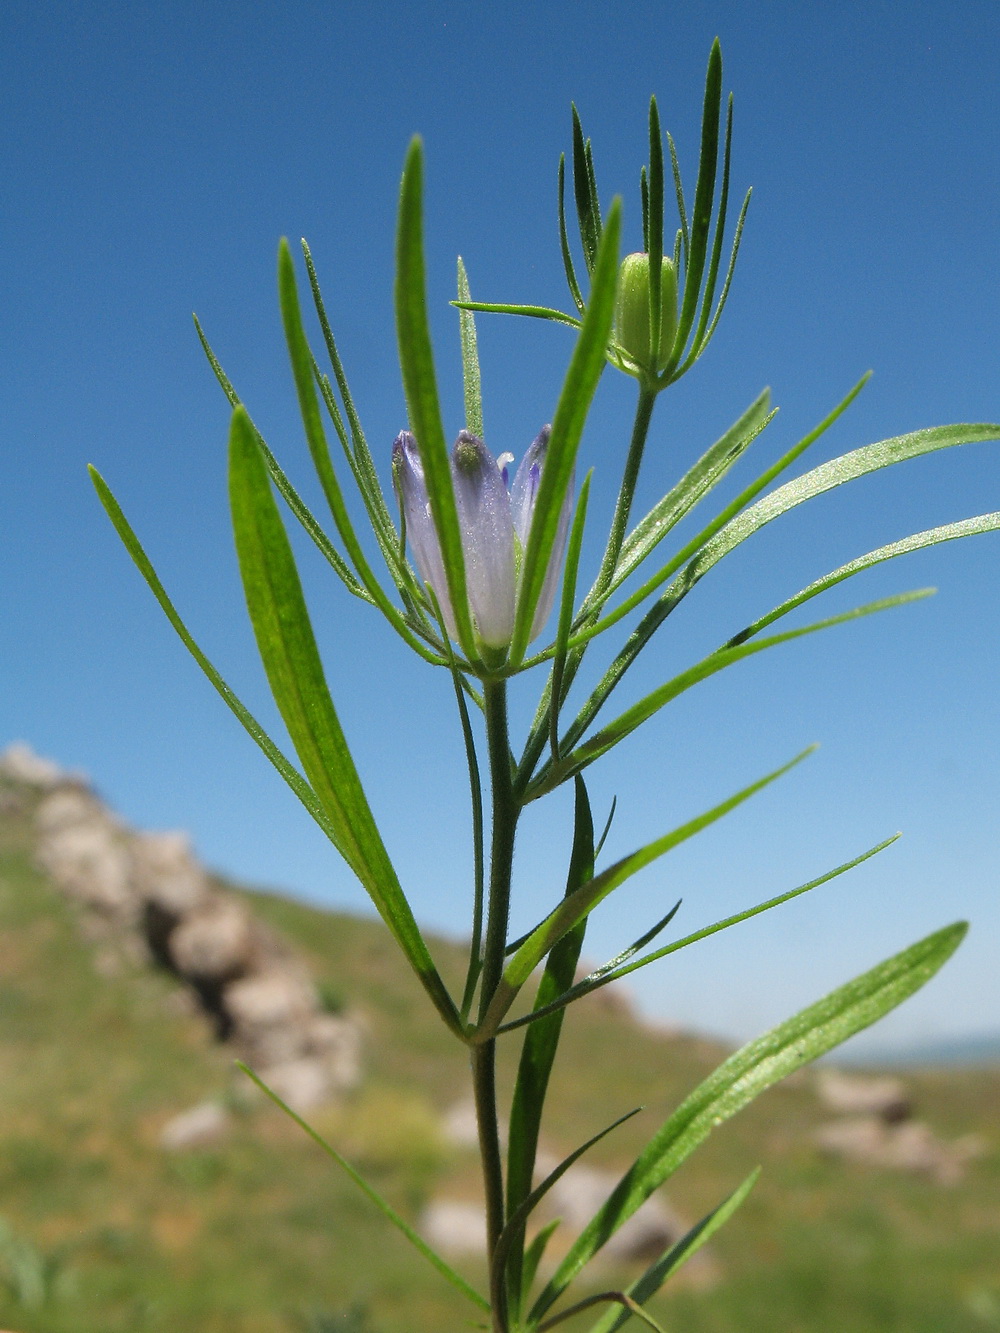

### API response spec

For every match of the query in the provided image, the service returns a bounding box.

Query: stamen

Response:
[497,451,515,488]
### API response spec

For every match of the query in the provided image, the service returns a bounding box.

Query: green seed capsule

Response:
[614,252,678,374]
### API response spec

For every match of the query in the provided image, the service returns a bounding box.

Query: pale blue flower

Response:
[393,425,572,652]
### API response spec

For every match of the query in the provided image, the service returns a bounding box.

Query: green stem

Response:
[476,678,519,1332]
[589,383,658,604]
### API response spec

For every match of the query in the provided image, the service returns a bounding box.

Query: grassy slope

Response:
[0,778,997,1332]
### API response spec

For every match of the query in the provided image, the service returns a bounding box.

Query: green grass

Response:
[0,777,997,1331]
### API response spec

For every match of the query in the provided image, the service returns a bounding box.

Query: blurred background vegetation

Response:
[0,766,997,1333]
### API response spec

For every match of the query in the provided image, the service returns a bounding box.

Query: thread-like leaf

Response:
[586,1169,761,1333]
[558,154,586,314]
[278,240,440,663]
[530,921,967,1320]
[499,836,898,1035]
[571,106,600,274]
[89,465,336,838]
[539,591,930,795]
[192,315,372,604]
[726,511,1000,649]
[238,1064,488,1312]
[482,748,812,1034]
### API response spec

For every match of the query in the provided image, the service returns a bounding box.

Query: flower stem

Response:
[476,677,519,1332]
[592,382,658,599]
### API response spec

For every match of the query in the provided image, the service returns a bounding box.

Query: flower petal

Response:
[392,431,456,636]
[451,431,515,649]
[510,425,574,641]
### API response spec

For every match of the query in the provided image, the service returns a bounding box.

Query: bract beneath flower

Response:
[392,425,572,653]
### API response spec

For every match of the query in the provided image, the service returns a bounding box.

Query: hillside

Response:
[0,760,997,1332]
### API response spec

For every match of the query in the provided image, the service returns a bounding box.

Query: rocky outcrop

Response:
[2,743,361,1112]
[812,1068,984,1185]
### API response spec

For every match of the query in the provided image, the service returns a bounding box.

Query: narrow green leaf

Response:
[497,1106,642,1318]
[500,835,898,1035]
[542,591,930,794]
[238,1063,489,1312]
[522,1219,561,1308]
[452,300,582,331]
[505,776,595,1312]
[228,407,462,1035]
[558,153,586,315]
[587,1169,760,1333]
[693,422,1000,594]
[396,138,477,658]
[509,199,621,665]
[647,96,664,369]
[556,376,939,740]
[680,92,734,375]
[698,185,751,354]
[572,105,600,273]
[726,511,1000,649]
[640,165,649,253]
[456,257,484,439]
[89,465,336,839]
[665,38,722,372]
[666,132,689,265]
[483,748,813,1034]
[540,1292,666,1333]
[530,921,967,1320]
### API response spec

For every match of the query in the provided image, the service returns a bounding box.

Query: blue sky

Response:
[3,1,999,1053]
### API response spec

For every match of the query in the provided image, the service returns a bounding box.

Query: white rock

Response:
[160,1101,230,1150]
[1,742,68,788]
[420,1200,487,1256]
[131,831,209,917]
[814,1115,980,1185]
[169,898,255,982]
[253,1057,333,1113]
[815,1069,911,1122]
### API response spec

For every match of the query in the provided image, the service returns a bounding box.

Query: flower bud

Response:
[613,252,678,374]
